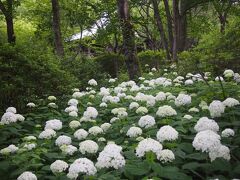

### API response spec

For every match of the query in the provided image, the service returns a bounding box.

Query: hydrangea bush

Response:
[0,68,240,180]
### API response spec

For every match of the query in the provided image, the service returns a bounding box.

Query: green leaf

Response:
[186,153,208,160]
[124,161,150,176]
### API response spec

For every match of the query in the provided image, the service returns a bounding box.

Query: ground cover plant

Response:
[0,67,240,180]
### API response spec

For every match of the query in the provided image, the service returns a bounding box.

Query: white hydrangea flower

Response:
[79,140,99,154]
[45,119,62,131]
[17,171,37,180]
[68,99,78,107]
[156,125,178,142]
[67,158,97,179]
[65,106,78,113]
[48,103,58,108]
[167,95,176,101]
[50,160,68,173]
[110,117,120,123]
[27,103,36,108]
[223,69,234,78]
[183,114,193,120]
[157,149,175,163]
[129,102,140,110]
[189,107,199,113]
[55,135,72,147]
[185,79,194,85]
[109,78,116,83]
[156,105,177,117]
[98,137,106,142]
[136,106,148,114]
[72,92,85,99]
[155,92,166,101]
[6,107,17,113]
[60,145,78,155]
[88,79,98,86]
[100,102,107,107]
[69,121,81,129]
[209,100,225,118]
[194,117,219,132]
[1,112,17,124]
[100,123,111,132]
[136,138,163,157]
[138,115,156,128]
[15,114,25,122]
[88,126,103,136]
[74,129,88,140]
[69,111,78,117]
[223,98,240,107]
[96,144,125,169]
[0,144,18,155]
[209,145,230,162]
[23,136,37,142]
[39,129,56,139]
[192,130,221,153]
[23,143,36,150]
[221,128,235,137]
[215,76,224,81]
[126,127,142,138]
[48,96,57,101]
[175,94,192,106]
[83,107,98,119]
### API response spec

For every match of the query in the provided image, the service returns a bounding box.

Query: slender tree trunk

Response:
[0,0,15,44]
[178,0,187,52]
[152,0,171,60]
[117,0,141,80]
[219,14,227,33]
[51,0,64,57]
[172,0,179,61]
[163,0,173,54]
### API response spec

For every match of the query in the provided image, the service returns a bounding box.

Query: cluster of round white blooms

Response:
[6,106,16,113]
[215,76,224,81]
[208,100,225,118]
[102,95,120,104]
[99,87,110,96]
[96,144,125,169]
[183,114,193,120]
[223,98,240,107]
[65,106,78,113]
[136,138,163,157]
[48,96,57,101]
[69,111,78,117]
[135,93,156,106]
[79,140,99,154]
[136,106,148,114]
[0,144,19,155]
[100,123,111,132]
[68,99,78,107]
[109,78,116,83]
[74,129,88,140]
[72,92,85,99]
[223,69,234,78]
[1,107,25,125]
[23,136,37,142]
[88,126,103,136]
[100,102,107,107]
[138,115,156,128]
[50,160,68,173]
[155,92,166,101]
[23,143,36,151]
[83,107,98,119]
[72,88,80,92]
[194,117,219,132]
[221,128,235,137]
[98,137,106,142]
[27,102,36,108]
[234,73,240,83]
[110,117,120,123]
[189,107,199,113]
[39,129,56,139]
[157,149,175,163]
[129,102,140,110]
[156,125,179,142]
[67,158,97,179]
[17,171,37,180]
[45,119,62,131]
[55,135,72,147]
[69,120,81,129]
[209,145,230,162]
[156,105,177,117]
[185,79,194,85]
[48,102,58,108]
[111,107,128,118]
[60,145,77,155]
[175,94,192,106]
[192,130,221,153]
[126,127,143,138]
[88,79,98,86]
[167,94,176,101]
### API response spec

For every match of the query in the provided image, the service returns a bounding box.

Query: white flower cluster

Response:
[27,102,36,108]
[0,144,18,155]
[23,136,37,142]
[60,145,77,155]
[45,119,62,131]
[69,120,81,129]
[221,128,235,137]
[155,92,166,101]
[83,107,98,119]
[157,149,175,163]
[48,96,56,101]
[55,135,72,147]
[156,125,178,142]
[223,69,234,78]
[1,107,25,125]
[183,114,193,120]
[66,99,79,117]
[88,126,103,136]
[50,160,68,173]
[39,129,56,139]
[136,106,148,114]
[74,129,88,140]
[136,138,163,157]
[208,100,225,118]
[111,107,128,118]
[102,95,120,104]
[185,79,194,85]
[175,94,191,106]
[194,117,219,132]
[72,92,85,99]
[100,123,111,132]
[23,143,36,151]
[126,127,142,138]
[67,158,97,179]
[88,79,98,86]
[17,171,37,180]
[79,140,99,154]
[138,115,156,128]
[223,97,240,107]
[129,102,140,110]
[96,144,125,169]
[156,105,177,117]
[135,93,156,107]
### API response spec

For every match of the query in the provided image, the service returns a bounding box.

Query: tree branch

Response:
[0,0,7,16]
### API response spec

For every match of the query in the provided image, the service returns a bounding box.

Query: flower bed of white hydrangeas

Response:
[0,68,240,179]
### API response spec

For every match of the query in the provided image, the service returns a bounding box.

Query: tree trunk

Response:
[51,0,64,57]
[117,0,141,80]
[163,0,173,54]
[152,0,171,60]
[219,14,227,33]
[178,0,187,52]
[172,0,179,61]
